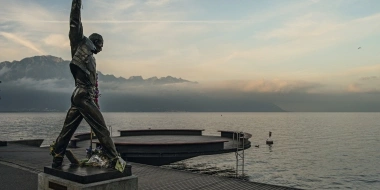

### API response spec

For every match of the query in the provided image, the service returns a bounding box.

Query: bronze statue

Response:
[50,0,126,172]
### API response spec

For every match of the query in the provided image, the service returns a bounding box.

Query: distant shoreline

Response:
[0,111,288,113]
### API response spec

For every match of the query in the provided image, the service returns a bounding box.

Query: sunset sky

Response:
[1,0,380,95]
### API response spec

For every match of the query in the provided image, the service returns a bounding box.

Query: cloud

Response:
[347,83,362,92]
[0,32,45,54]
[7,77,73,93]
[346,80,380,93]
[242,0,321,26]
[225,13,380,64]
[91,0,135,12]
[254,13,337,40]
[43,34,70,49]
[0,1,65,29]
[360,76,378,81]
[145,0,173,6]
[318,64,380,83]
[198,79,322,94]
[256,11,380,42]
[0,66,10,76]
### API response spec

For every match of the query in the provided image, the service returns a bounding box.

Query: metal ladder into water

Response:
[108,125,113,137]
[233,131,245,178]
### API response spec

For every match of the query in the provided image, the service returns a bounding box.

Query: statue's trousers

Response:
[53,86,119,160]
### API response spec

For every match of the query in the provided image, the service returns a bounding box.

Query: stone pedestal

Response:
[38,165,137,190]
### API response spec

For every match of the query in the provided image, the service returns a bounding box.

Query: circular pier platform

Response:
[72,129,251,165]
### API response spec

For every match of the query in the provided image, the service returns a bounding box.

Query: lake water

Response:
[0,112,379,189]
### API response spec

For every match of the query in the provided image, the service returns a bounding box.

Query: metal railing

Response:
[109,125,113,137]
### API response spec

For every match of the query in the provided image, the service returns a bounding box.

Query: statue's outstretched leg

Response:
[77,100,119,160]
[51,106,83,167]
[72,87,121,166]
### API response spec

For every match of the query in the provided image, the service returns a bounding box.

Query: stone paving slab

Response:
[0,162,38,190]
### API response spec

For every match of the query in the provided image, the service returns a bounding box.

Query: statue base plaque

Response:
[38,165,137,190]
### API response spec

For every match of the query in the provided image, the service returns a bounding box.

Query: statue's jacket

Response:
[70,37,97,88]
[69,0,97,99]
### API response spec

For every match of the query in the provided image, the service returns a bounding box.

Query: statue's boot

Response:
[52,154,64,168]
[50,142,64,168]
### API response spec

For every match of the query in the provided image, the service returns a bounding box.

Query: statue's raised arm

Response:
[69,0,84,57]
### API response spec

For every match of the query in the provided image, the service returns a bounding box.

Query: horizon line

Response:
[0,19,259,24]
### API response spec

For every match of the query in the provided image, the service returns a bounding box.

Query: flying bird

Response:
[358,47,361,49]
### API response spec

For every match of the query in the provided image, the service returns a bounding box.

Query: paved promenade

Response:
[0,143,301,190]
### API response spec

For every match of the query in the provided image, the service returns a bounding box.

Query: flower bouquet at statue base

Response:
[114,156,127,173]
[80,146,126,173]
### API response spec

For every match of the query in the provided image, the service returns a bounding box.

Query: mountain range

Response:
[0,55,195,85]
[0,55,285,112]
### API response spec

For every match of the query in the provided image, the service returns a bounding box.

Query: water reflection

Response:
[268,144,273,152]
[1,112,380,189]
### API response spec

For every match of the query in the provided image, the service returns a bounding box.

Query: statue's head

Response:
[89,33,103,54]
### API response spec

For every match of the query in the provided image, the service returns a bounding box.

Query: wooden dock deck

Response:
[0,142,301,190]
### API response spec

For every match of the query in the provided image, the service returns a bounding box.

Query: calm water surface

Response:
[0,112,379,189]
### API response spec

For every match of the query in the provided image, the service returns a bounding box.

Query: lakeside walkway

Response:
[0,143,301,190]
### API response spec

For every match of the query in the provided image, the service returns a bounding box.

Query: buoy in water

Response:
[266,131,273,145]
